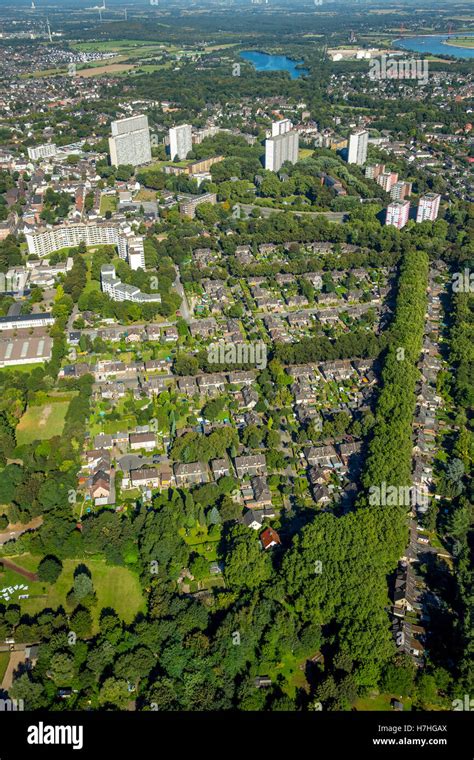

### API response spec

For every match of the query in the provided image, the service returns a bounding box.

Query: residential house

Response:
[235,454,267,479]
[174,462,208,487]
[260,527,281,550]
[129,433,156,451]
[305,445,340,468]
[211,458,231,479]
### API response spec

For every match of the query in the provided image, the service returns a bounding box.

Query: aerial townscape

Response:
[0,0,472,746]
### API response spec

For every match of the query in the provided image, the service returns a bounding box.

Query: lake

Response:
[394,33,474,60]
[240,50,308,78]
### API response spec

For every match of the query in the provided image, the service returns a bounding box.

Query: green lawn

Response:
[0,651,9,683]
[354,692,413,711]
[2,555,145,632]
[81,278,101,298]
[16,399,72,445]
[261,651,310,697]
[0,363,45,374]
[179,525,220,562]
[100,194,117,215]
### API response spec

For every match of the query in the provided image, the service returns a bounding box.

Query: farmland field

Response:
[77,63,136,77]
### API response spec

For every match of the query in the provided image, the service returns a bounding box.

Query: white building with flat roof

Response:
[386,201,410,229]
[416,193,441,223]
[109,115,152,168]
[169,124,192,161]
[347,129,369,166]
[25,222,145,270]
[100,265,161,304]
[265,131,299,172]
[271,119,292,137]
[27,143,57,161]
[0,313,55,331]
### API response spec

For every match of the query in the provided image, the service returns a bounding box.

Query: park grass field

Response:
[1,555,145,632]
[16,398,72,445]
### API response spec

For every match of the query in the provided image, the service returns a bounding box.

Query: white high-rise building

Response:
[169,124,192,161]
[127,237,146,270]
[27,143,57,161]
[271,119,292,137]
[109,115,152,168]
[265,131,299,173]
[386,201,410,229]
[416,193,441,223]
[347,129,369,166]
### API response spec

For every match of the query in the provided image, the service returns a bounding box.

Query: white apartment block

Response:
[100,265,161,304]
[26,222,119,257]
[27,143,57,161]
[271,119,292,137]
[25,222,144,269]
[265,131,299,172]
[127,239,146,271]
[416,193,441,223]
[385,201,411,229]
[347,129,369,166]
[109,115,152,168]
[169,124,192,161]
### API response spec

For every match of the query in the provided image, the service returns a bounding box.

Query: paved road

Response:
[67,304,79,331]
[173,267,192,323]
[0,517,43,546]
[117,454,153,473]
